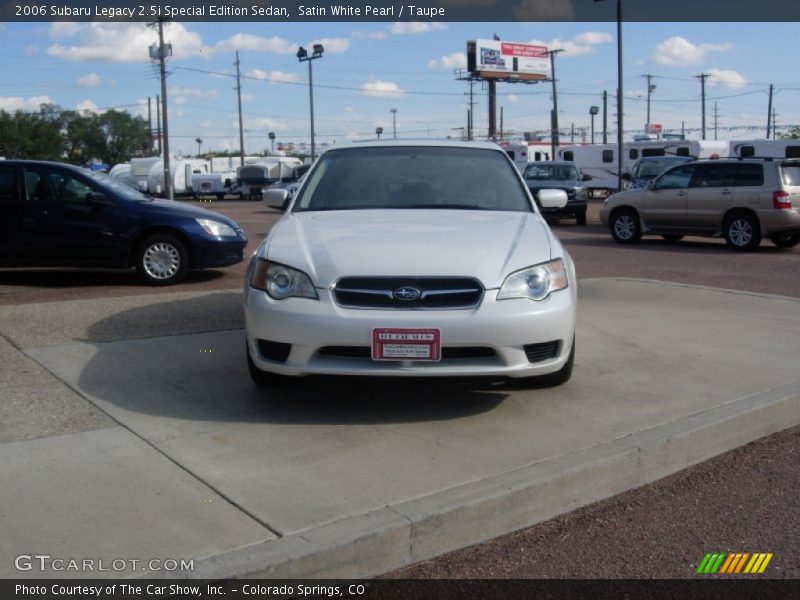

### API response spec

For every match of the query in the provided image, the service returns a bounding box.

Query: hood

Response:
[262,210,554,289]
[525,179,579,189]
[606,188,646,204]
[136,199,240,228]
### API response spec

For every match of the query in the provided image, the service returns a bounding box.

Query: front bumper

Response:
[244,284,577,378]
[192,237,248,269]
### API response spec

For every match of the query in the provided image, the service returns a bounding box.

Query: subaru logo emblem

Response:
[393,286,421,301]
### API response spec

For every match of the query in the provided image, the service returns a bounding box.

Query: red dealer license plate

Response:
[371,328,441,361]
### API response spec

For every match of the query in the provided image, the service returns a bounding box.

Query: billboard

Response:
[467,40,549,81]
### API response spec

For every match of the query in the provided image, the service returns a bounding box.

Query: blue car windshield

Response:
[293,146,532,212]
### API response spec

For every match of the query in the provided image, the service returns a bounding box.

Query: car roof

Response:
[0,159,85,170]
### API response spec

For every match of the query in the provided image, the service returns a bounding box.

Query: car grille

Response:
[523,340,561,363]
[333,277,483,310]
[317,346,496,360]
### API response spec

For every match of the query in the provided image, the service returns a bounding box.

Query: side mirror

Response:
[647,180,656,191]
[88,192,114,208]
[620,172,632,181]
[581,173,593,181]
[224,178,232,188]
[264,188,289,209]
[537,188,568,209]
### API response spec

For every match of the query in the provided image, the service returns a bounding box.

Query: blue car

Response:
[0,160,247,285]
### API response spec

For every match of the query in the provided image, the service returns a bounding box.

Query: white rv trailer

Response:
[728,139,800,159]
[146,158,210,196]
[191,172,238,200]
[558,140,730,192]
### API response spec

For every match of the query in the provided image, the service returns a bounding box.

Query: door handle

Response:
[722,189,732,195]
[677,191,687,196]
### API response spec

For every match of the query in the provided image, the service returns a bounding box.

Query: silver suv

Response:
[599,158,800,250]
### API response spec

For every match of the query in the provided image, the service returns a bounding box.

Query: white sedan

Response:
[245,141,577,385]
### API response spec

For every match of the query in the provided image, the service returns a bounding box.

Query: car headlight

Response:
[497,258,568,301]
[249,259,318,300]
[196,218,237,237]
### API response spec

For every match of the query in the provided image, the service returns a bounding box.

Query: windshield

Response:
[523,164,579,181]
[293,146,532,212]
[83,170,153,202]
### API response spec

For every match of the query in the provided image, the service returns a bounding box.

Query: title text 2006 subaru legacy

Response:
[244,141,577,385]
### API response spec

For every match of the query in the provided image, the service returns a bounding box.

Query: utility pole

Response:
[147,97,152,154]
[681,120,685,139]
[713,102,719,140]
[643,73,656,132]
[773,107,778,139]
[602,90,608,144]
[467,109,471,142]
[235,51,245,166]
[390,108,397,139]
[696,73,709,140]
[549,49,564,161]
[499,106,504,139]
[571,122,575,143]
[766,84,774,139]
[149,17,172,199]
[155,95,161,155]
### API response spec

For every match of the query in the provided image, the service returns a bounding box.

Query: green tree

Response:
[781,126,800,140]
[0,105,67,160]
[97,110,150,165]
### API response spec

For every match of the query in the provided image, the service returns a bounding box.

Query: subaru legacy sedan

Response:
[245,141,577,385]
[0,160,247,285]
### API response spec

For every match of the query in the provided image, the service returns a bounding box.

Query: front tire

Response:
[770,232,800,249]
[610,209,641,244]
[135,234,188,286]
[724,213,761,251]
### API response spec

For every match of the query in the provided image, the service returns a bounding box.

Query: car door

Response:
[0,163,21,261]
[639,164,696,229]
[685,163,736,232]
[20,166,124,265]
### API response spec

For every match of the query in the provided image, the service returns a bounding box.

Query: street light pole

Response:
[297,44,324,161]
[390,108,397,139]
[590,106,599,144]
[549,49,564,162]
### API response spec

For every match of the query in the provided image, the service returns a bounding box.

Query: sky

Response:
[1,20,798,156]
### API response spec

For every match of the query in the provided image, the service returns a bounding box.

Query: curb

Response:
[181,380,800,580]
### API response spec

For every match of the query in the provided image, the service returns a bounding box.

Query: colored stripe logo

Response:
[696,552,773,574]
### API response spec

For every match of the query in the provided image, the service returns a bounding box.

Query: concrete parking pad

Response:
[0,427,274,578]
[3,279,799,579]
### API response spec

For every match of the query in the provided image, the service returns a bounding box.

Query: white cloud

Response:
[213,33,294,55]
[527,30,612,58]
[507,94,519,103]
[249,117,287,131]
[0,95,54,111]
[390,22,446,35]
[48,22,81,38]
[707,68,748,88]
[351,29,388,41]
[360,80,405,97]
[246,69,300,84]
[428,52,467,70]
[77,73,102,88]
[651,36,733,66]
[76,99,101,114]
[46,23,205,62]
[169,86,219,104]
[241,93,255,102]
[309,37,351,54]
[573,31,613,45]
